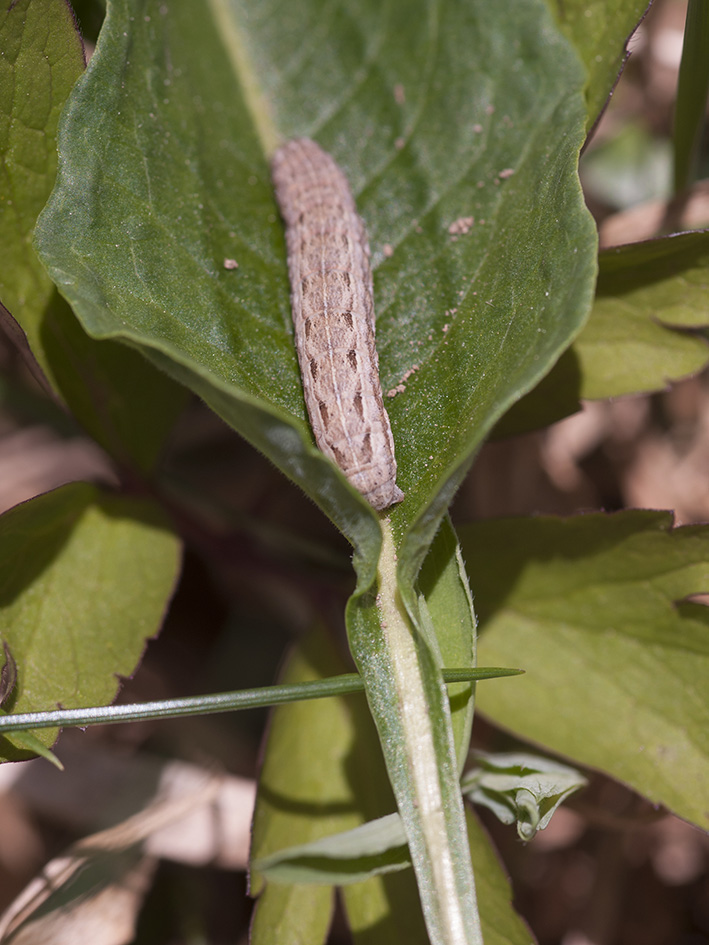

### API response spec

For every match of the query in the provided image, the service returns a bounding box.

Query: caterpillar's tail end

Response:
[368,483,405,512]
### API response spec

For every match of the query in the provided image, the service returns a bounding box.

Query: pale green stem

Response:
[376,517,482,945]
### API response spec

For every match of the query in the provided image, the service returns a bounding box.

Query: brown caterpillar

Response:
[271,138,404,511]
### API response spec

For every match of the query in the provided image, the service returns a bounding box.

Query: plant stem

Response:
[0,666,521,734]
[673,0,709,194]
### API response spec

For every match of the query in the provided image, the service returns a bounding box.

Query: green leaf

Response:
[33,2,597,940]
[344,811,534,945]
[501,229,709,432]
[549,0,650,128]
[418,516,476,770]
[250,625,393,944]
[258,807,535,945]
[254,813,410,886]
[580,231,709,398]
[597,230,709,328]
[0,0,84,322]
[0,482,181,761]
[344,870,431,945]
[461,511,709,831]
[462,751,587,842]
[0,709,63,768]
[25,293,191,473]
[0,668,516,736]
[466,809,535,945]
[33,0,597,543]
[250,883,333,945]
[0,0,186,472]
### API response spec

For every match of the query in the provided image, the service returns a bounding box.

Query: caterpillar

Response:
[271,138,403,511]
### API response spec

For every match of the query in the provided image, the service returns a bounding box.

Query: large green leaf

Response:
[580,231,709,398]
[596,230,709,328]
[33,0,597,544]
[499,229,709,434]
[0,482,181,761]
[0,0,186,472]
[33,1,597,940]
[461,512,709,831]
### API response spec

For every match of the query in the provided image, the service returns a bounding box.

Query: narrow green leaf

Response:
[0,482,181,761]
[418,517,476,771]
[466,810,534,945]
[461,511,709,831]
[673,0,709,193]
[0,667,518,734]
[254,813,410,886]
